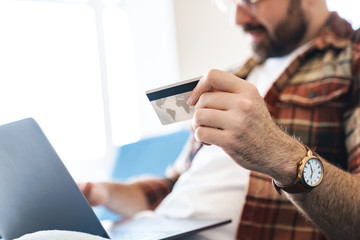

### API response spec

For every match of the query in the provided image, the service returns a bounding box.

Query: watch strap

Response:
[272,178,311,195]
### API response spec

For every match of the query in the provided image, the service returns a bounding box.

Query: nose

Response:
[234,5,254,26]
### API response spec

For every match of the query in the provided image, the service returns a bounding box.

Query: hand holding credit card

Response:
[146,77,200,125]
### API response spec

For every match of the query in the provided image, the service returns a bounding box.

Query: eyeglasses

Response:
[213,0,264,13]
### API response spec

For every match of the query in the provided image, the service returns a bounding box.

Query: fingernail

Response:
[187,96,193,105]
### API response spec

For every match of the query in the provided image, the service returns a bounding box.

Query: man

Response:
[82,0,360,239]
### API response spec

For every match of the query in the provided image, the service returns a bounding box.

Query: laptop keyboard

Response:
[110,231,169,240]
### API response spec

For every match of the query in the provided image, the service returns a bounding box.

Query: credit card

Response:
[146,77,200,125]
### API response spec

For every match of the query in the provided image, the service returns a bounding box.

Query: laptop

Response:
[0,118,231,240]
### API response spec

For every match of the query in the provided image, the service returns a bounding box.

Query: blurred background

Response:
[0,0,358,181]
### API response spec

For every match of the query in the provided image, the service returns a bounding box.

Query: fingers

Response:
[188,69,243,106]
[194,91,233,111]
[192,90,250,129]
[77,182,86,191]
[83,182,93,197]
[192,108,228,130]
[192,101,245,147]
[193,125,230,147]
[78,182,92,199]
[78,182,105,207]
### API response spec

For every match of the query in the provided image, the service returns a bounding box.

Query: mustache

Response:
[242,23,267,33]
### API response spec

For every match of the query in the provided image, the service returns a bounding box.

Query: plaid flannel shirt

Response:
[135,12,360,239]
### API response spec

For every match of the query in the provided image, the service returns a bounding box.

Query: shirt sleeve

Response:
[131,177,177,210]
[131,131,200,209]
[344,47,360,175]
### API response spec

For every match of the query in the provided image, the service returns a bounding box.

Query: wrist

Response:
[270,140,308,186]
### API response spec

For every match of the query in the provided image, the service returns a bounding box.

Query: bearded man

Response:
[79,0,359,239]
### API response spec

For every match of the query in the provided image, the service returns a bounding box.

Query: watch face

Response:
[303,158,323,187]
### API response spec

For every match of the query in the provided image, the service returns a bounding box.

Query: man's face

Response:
[237,0,308,60]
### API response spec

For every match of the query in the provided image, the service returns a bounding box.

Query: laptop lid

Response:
[0,118,109,240]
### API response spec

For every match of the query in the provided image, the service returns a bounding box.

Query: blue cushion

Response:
[111,129,190,180]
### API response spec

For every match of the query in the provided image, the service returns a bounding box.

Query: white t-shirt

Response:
[156,145,250,239]
[248,42,313,97]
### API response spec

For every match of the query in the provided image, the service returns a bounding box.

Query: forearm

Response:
[99,177,175,217]
[100,182,150,218]
[277,154,360,240]
[268,134,360,239]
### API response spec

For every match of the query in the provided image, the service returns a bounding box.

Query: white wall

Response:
[125,0,182,137]
[173,0,252,80]
[327,0,360,29]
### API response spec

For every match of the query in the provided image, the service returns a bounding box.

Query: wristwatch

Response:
[272,148,324,194]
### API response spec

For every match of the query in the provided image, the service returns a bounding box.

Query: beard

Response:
[243,0,308,61]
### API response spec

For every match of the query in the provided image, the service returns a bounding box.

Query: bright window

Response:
[0,0,139,180]
[327,0,360,28]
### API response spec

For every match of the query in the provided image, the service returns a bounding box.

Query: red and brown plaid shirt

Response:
[135,12,360,239]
